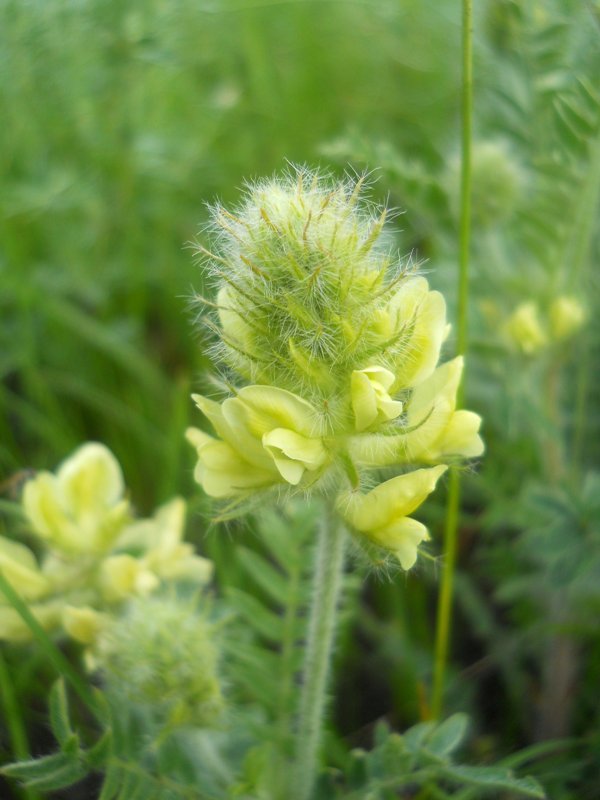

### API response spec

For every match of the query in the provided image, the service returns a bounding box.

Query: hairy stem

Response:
[431,0,473,720]
[293,503,346,800]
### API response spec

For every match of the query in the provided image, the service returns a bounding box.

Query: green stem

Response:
[0,650,40,800]
[293,503,346,800]
[431,0,473,720]
[0,570,101,721]
[570,137,600,472]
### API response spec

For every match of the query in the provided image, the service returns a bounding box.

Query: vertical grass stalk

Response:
[431,0,473,720]
[0,650,40,800]
[293,503,346,800]
[0,570,100,721]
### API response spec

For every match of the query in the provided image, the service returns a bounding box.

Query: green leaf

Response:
[440,765,546,797]
[236,546,289,606]
[2,751,72,780]
[49,679,73,747]
[425,714,469,758]
[99,764,124,800]
[86,730,113,770]
[226,587,284,643]
[402,721,436,753]
[25,760,87,792]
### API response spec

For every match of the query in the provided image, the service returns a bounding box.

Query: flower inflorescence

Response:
[188,168,484,569]
[0,443,212,644]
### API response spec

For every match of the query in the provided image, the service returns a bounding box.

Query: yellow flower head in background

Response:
[503,296,586,355]
[0,444,212,644]
[188,167,484,569]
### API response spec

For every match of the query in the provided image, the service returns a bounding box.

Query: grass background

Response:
[1,0,599,797]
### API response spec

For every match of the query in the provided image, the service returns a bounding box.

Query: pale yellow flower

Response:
[371,277,447,390]
[504,302,547,354]
[549,296,586,341]
[187,386,327,497]
[99,554,159,602]
[349,358,483,466]
[337,465,447,569]
[117,498,214,584]
[351,366,403,432]
[22,443,131,554]
[0,537,50,600]
[62,605,109,645]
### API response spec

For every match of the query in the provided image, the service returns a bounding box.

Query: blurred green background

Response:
[1,0,599,797]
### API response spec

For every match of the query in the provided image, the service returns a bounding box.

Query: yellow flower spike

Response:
[99,554,159,603]
[383,277,448,390]
[0,537,51,600]
[549,296,586,341]
[337,465,447,569]
[189,169,482,524]
[504,302,547,355]
[351,366,403,432]
[62,605,109,645]
[22,443,131,554]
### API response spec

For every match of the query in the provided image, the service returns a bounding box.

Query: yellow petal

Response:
[100,555,159,602]
[504,302,547,354]
[351,371,378,432]
[234,385,320,437]
[62,605,108,645]
[22,472,70,545]
[435,410,484,459]
[338,465,447,532]
[549,296,586,341]
[351,367,403,432]
[187,424,279,498]
[199,441,278,497]
[57,442,124,518]
[0,537,51,600]
[369,517,429,570]
[348,360,463,466]
[386,277,447,388]
[192,395,236,443]
[220,398,280,469]
[263,428,327,485]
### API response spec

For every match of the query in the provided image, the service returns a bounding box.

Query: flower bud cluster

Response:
[188,169,483,569]
[93,594,223,731]
[0,443,212,643]
[503,296,586,355]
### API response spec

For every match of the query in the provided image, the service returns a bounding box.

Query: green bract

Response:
[188,168,483,569]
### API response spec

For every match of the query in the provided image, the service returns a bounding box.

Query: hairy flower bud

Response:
[189,168,483,569]
[94,594,223,730]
